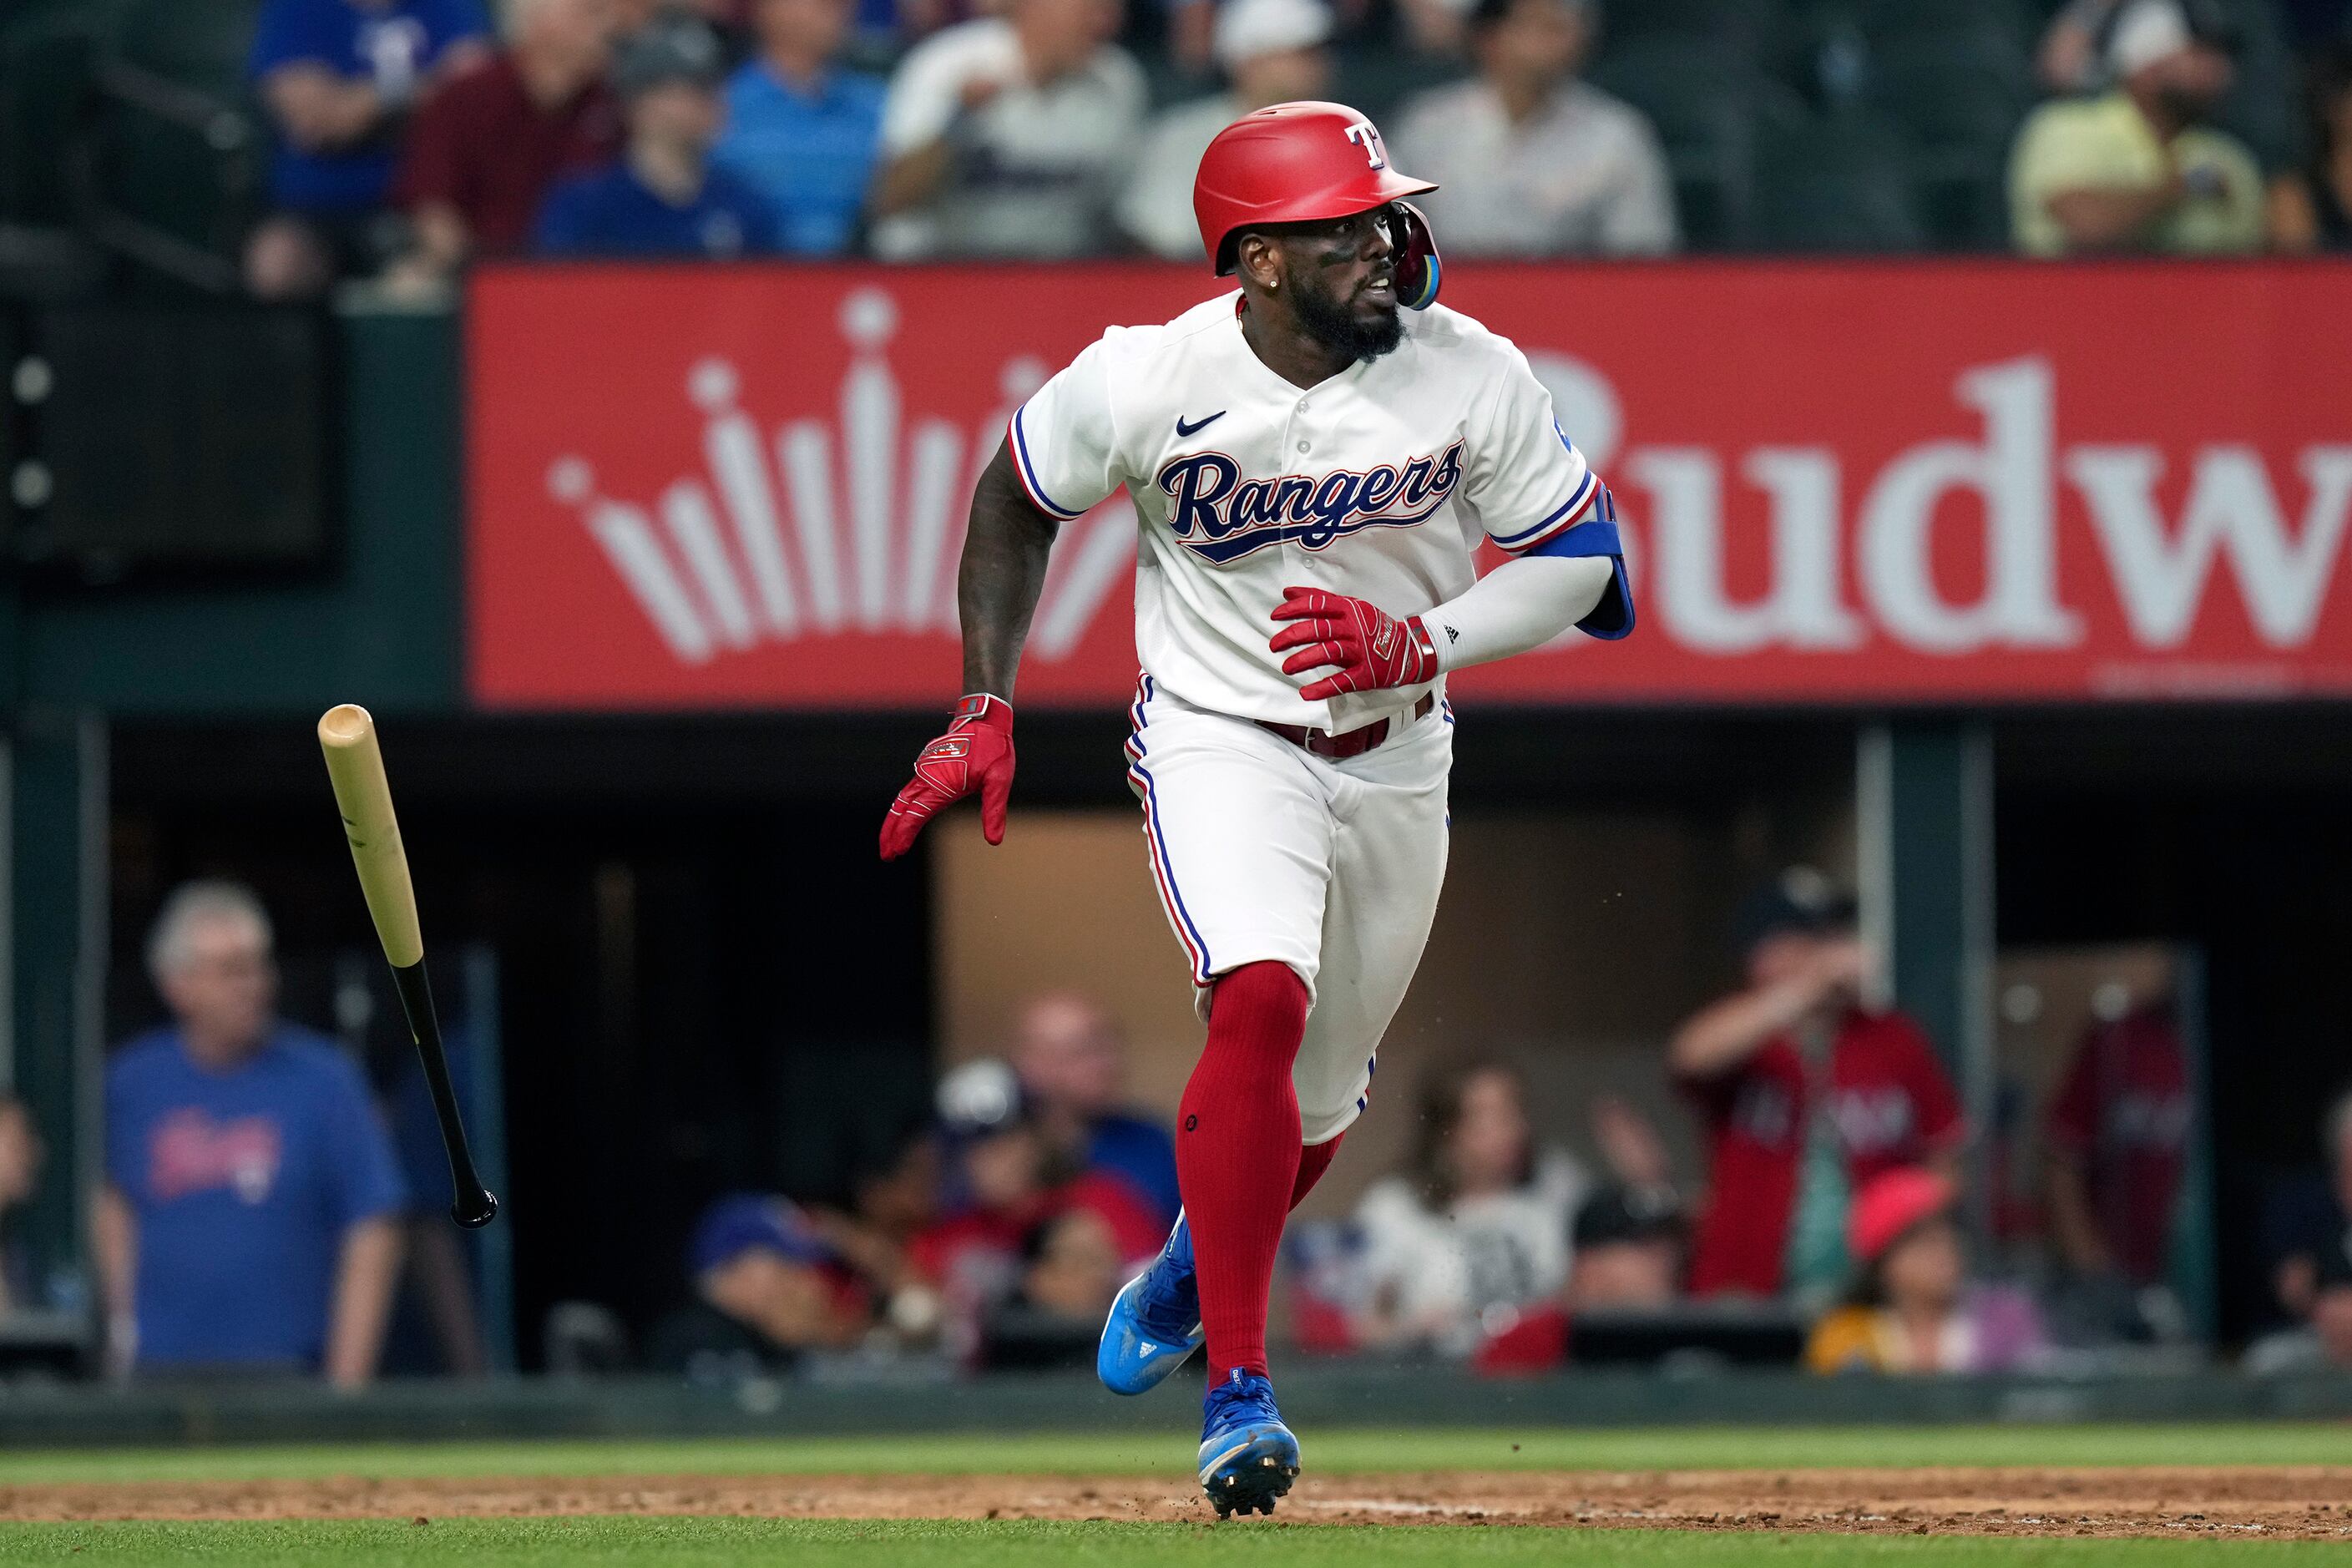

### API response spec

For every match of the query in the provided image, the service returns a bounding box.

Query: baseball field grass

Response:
[1,1425,2346,1564]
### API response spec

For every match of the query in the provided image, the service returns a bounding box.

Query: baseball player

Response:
[880,100,1632,1516]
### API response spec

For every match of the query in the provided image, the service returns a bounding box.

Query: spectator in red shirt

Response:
[908,1060,1161,1363]
[390,0,625,287]
[1671,868,1964,1309]
[2043,998,2193,1290]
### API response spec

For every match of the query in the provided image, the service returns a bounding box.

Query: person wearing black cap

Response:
[1668,867,1961,1311]
[534,11,781,256]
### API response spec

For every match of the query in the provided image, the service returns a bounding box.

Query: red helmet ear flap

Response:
[1392,200,1441,311]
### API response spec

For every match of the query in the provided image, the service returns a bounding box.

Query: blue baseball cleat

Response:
[1197,1368,1299,1518]
[1097,1212,1204,1395]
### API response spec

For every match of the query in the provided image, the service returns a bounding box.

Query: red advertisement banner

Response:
[467,260,2352,711]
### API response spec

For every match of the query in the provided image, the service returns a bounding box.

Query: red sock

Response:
[1178,961,1311,1385]
[1290,1133,1343,1211]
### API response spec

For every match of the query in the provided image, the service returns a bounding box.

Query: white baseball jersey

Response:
[1008,293,1599,731]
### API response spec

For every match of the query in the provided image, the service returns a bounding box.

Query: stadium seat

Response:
[2206,0,2297,171]
[1587,35,1798,250]
[1750,108,1924,251]
[1859,31,2031,250]
[0,0,133,226]
[1335,43,1464,129]
[1601,0,1787,55]
[73,0,267,291]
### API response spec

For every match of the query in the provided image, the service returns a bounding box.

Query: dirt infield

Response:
[4,1467,2349,1540]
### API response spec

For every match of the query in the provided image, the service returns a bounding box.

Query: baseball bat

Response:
[317,704,500,1229]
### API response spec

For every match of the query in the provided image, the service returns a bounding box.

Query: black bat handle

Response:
[388,959,501,1229]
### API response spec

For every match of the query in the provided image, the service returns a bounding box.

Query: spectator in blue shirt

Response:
[245,0,492,296]
[95,883,407,1384]
[534,12,781,256]
[712,0,887,254]
[1012,993,1181,1227]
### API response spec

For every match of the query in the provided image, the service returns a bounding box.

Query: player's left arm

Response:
[1271,348,1631,701]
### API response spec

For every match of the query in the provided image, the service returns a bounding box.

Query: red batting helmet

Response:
[1194,101,1441,304]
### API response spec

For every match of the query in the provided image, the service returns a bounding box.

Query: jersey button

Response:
[1297,441,1311,453]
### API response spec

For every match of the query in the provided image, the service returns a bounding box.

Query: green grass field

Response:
[0,1520,2339,1567]
[0,1423,2342,1485]
[0,1426,2344,1566]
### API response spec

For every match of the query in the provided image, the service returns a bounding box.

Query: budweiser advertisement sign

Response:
[468,261,2352,709]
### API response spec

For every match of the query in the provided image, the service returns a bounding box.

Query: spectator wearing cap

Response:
[909,1060,1161,1361]
[2010,0,2264,257]
[1804,1168,2047,1375]
[1670,868,1961,1310]
[868,0,1146,258]
[392,0,625,284]
[1564,1181,1684,1313]
[711,0,887,255]
[1113,0,1333,261]
[1390,0,1675,257]
[96,883,407,1385]
[1009,992,1179,1228]
[244,0,493,297]
[650,1192,869,1374]
[535,13,781,255]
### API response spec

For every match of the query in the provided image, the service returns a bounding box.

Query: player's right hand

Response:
[878,694,1016,861]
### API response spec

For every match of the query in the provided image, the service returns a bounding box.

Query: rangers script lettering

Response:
[1156,441,1466,561]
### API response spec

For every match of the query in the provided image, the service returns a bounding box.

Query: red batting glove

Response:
[1268,586,1440,702]
[878,693,1015,860]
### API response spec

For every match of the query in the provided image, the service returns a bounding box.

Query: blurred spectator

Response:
[908,1060,1161,1360]
[535,13,781,255]
[2042,996,2192,1293]
[983,1205,1126,1368]
[2264,1089,2352,1327]
[868,0,1146,258]
[712,0,888,255]
[2269,47,2352,252]
[650,1192,869,1375]
[1468,1178,1684,1375]
[244,0,493,297]
[96,883,406,1386]
[2246,1209,2352,1374]
[1671,868,1962,1310]
[1114,0,1333,261]
[1564,1181,1683,1313]
[1350,1060,1586,1358]
[392,0,625,285]
[807,1129,946,1342]
[0,1098,45,1314]
[1804,1168,2048,1375]
[1009,992,1178,1227]
[1391,0,1676,256]
[2036,0,2125,94]
[2009,0,2264,258]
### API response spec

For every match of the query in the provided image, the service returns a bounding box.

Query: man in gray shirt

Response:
[1393,0,1676,257]
[869,0,1145,258]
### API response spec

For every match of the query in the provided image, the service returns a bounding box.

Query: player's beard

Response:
[1289,270,1404,363]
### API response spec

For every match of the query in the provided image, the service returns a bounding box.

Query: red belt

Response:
[1258,693,1436,760]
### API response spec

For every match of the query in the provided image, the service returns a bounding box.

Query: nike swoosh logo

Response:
[1176,412,1226,438]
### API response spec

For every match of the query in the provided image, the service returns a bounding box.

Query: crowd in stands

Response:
[41,873,2352,1386]
[215,0,2352,296]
